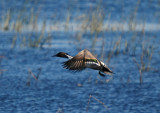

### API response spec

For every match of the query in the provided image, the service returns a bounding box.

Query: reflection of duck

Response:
[53,49,113,76]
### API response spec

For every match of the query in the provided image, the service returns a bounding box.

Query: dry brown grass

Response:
[86,95,108,113]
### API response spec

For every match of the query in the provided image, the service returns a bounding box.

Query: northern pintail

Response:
[53,49,113,76]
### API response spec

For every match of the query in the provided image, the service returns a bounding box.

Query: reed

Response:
[21,36,26,47]
[65,12,70,31]
[26,20,50,48]
[146,45,154,69]
[3,4,50,49]
[45,33,52,48]
[100,38,105,61]
[91,34,97,54]
[80,15,90,32]
[11,35,17,48]
[86,95,108,113]
[90,12,104,34]
[74,15,89,50]
[133,44,154,84]
[133,58,143,84]
[26,68,42,86]
[107,37,121,64]
[15,13,23,32]
[36,20,46,47]
[26,70,31,86]
[114,37,121,55]
[3,10,11,31]
[128,0,140,31]
[0,56,5,76]
[123,40,129,54]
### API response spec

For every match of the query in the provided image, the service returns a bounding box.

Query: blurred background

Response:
[0,0,160,112]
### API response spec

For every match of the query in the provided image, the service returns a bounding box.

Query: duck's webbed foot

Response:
[99,71,106,77]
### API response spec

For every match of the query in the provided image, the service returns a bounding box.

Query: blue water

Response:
[0,0,160,113]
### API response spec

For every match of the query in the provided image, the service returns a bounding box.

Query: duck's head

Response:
[99,61,113,76]
[52,52,69,58]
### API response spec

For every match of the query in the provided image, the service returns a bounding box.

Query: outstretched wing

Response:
[62,50,86,72]
[83,49,97,59]
[62,49,98,72]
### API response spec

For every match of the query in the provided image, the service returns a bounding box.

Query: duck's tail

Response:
[102,65,113,75]
[53,52,73,59]
[99,67,114,77]
[99,61,114,76]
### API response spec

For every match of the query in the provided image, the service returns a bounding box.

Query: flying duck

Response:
[53,49,113,76]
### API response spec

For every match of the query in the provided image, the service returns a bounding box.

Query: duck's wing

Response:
[62,50,86,72]
[83,49,97,59]
[84,49,101,67]
[62,49,100,72]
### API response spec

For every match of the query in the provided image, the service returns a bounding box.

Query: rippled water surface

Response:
[0,0,160,113]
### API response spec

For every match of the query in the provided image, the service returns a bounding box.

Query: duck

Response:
[53,49,113,76]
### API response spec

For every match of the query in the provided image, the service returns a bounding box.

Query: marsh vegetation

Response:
[0,0,160,112]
